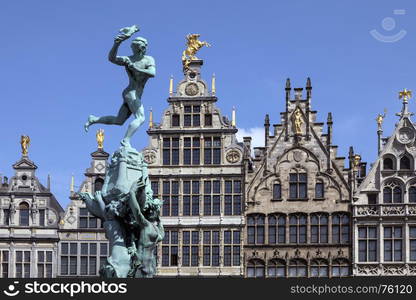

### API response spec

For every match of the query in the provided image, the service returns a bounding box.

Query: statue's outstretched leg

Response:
[121,101,144,148]
[85,103,131,132]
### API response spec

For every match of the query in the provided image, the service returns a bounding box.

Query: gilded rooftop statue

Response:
[182,34,210,71]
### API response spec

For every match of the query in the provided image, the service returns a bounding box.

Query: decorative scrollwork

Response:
[226,149,241,163]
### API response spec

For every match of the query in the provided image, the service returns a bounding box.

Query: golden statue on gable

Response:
[293,108,303,135]
[182,34,211,71]
[21,135,30,156]
[96,129,104,149]
[375,109,387,131]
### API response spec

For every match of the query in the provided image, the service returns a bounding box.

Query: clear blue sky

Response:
[0,0,415,208]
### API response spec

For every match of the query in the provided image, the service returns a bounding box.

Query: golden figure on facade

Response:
[21,135,30,156]
[293,108,303,135]
[353,154,361,170]
[376,109,387,131]
[399,88,412,102]
[182,34,211,71]
[96,129,104,149]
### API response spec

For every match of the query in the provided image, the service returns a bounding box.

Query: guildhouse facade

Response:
[243,79,361,278]
[353,91,416,276]
[143,59,245,277]
[0,151,64,278]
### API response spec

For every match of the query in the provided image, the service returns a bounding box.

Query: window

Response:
[289,214,307,243]
[19,202,29,226]
[358,227,377,262]
[224,180,242,216]
[311,213,328,243]
[79,208,99,228]
[3,209,9,225]
[288,259,307,277]
[203,231,220,266]
[184,105,200,127]
[289,173,307,199]
[203,180,221,216]
[268,214,286,244]
[332,213,350,244]
[162,181,179,216]
[183,181,200,216]
[315,180,324,198]
[162,137,179,165]
[247,214,265,245]
[100,243,108,269]
[15,251,30,278]
[182,231,199,267]
[183,137,201,165]
[224,230,240,266]
[94,178,104,192]
[272,183,281,200]
[400,156,411,170]
[383,157,394,170]
[267,259,286,278]
[384,226,403,262]
[247,259,265,278]
[310,259,328,277]
[410,187,416,203]
[410,227,416,261]
[162,231,178,266]
[204,137,221,164]
[0,250,9,278]
[151,181,159,199]
[332,259,350,277]
[60,242,78,275]
[80,243,98,275]
[39,209,45,227]
[172,114,180,127]
[383,182,402,203]
[37,251,52,278]
[367,194,377,204]
[204,114,212,127]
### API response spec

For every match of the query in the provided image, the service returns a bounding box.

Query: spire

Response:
[306,77,312,100]
[211,73,216,96]
[231,106,236,127]
[47,174,51,190]
[149,107,153,129]
[285,78,291,90]
[264,114,270,147]
[169,75,173,96]
[70,175,74,194]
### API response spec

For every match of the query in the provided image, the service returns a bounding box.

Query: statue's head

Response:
[144,198,162,222]
[131,37,148,55]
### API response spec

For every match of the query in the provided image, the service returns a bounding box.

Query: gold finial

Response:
[293,108,303,135]
[96,129,104,149]
[399,88,412,103]
[149,107,153,129]
[212,73,216,96]
[181,34,211,71]
[231,106,236,127]
[169,75,173,96]
[70,175,74,193]
[20,135,30,156]
[376,108,387,130]
[353,154,361,169]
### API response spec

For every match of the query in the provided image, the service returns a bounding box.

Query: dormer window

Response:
[383,157,394,170]
[400,155,411,170]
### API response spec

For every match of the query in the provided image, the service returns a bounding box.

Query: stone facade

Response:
[243,79,355,278]
[353,98,416,276]
[0,154,64,278]
[144,59,245,277]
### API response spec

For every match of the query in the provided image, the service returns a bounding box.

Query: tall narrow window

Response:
[311,213,328,243]
[15,251,30,278]
[383,182,402,203]
[224,180,242,215]
[60,242,78,275]
[289,173,307,199]
[0,250,9,278]
[289,214,307,243]
[384,226,403,262]
[332,213,350,244]
[39,209,45,227]
[162,231,178,267]
[3,209,9,226]
[224,230,240,266]
[410,187,416,203]
[162,138,179,165]
[203,231,220,266]
[182,231,199,267]
[268,214,286,244]
[204,114,212,126]
[204,137,221,164]
[383,157,394,170]
[315,180,324,198]
[184,105,200,127]
[358,226,377,262]
[247,214,265,245]
[162,181,179,217]
[172,114,180,127]
[183,137,200,165]
[400,156,411,170]
[203,180,221,216]
[19,202,29,226]
[37,251,52,278]
[410,227,416,261]
[151,181,159,199]
[273,183,281,200]
[80,243,98,275]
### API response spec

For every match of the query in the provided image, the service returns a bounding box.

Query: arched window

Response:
[315,180,324,198]
[311,213,328,243]
[400,156,411,170]
[310,259,329,277]
[289,172,307,199]
[383,182,402,203]
[289,214,307,243]
[19,202,29,226]
[383,157,394,170]
[409,186,416,203]
[332,258,350,277]
[268,214,286,244]
[247,214,265,245]
[267,259,286,278]
[247,259,265,278]
[288,259,307,277]
[94,178,104,192]
[332,213,350,243]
